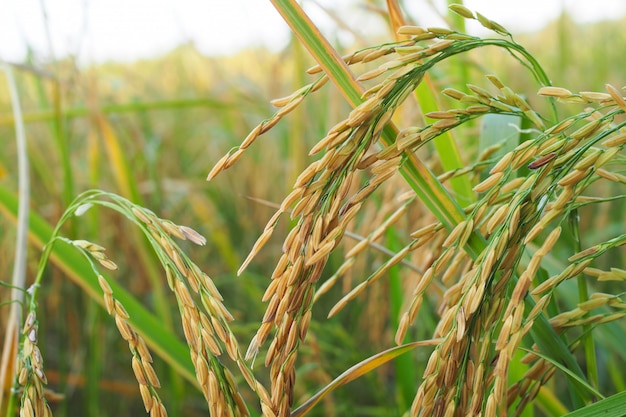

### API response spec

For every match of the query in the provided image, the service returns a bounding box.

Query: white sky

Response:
[1,0,625,63]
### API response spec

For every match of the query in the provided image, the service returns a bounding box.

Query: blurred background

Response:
[3,0,626,63]
[1,1,626,416]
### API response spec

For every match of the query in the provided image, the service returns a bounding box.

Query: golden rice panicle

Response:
[511,142,540,170]
[532,258,593,296]
[397,25,428,36]
[545,118,576,135]
[97,281,169,415]
[489,151,514,174]
[557,167,592,187]
[208,77,327,181]
[254,103,401,414]
[87,213,246,413]
[207,148,240,181]
[362,43,399,63]
[306,48,373,74]
[131,206,156,225]
[180,301,251,414]
[597,267,626,281]
[254,216,338,412]
[159,219,186,240]
[17,311,54,417]
[238,226,275,275]
[486,204,509,235]
[467,83,494,101]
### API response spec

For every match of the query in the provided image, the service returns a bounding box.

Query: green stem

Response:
[386,229,416,409]
[569,209,599,391]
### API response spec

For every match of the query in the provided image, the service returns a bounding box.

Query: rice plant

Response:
[2,2,626,417]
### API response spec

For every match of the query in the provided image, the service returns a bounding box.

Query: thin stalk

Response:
[288,37,308,186]
[415,79,475,206]
[386,229,416,410]
[0,62,29,417]
[569,209,599,391]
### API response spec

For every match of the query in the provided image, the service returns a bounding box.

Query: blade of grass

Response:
[23,54,74,210]
[85,302,104,417]
[526,305,590,406]
[50,79,73,209]
[291,339,441,417]
[415,80,475,206]
[519,347,603,400]
[288,37,309,186]
[16,57,73,211]
[535,386,570,416]
[385,0,405,34]
[560,392,626,417]
[93,114,140,201]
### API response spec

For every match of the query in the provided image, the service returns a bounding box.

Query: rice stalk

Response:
[205,4,626,415]
[11,190,261,417]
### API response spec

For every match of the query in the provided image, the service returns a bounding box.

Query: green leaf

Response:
[291,340,441,417]
[561,391,626,417]
[520,347,603,400]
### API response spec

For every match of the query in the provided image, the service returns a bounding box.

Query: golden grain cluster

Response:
[204,20,626,416]
[12,4,626,417]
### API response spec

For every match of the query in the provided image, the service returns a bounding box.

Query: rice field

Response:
[2,2,626,416]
